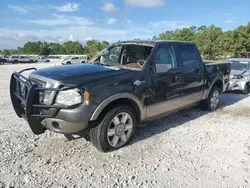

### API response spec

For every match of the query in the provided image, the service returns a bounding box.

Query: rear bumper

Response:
[10,69,90,135]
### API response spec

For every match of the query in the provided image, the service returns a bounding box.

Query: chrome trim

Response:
[29,73,61,105]
[146,92,202,119]
[29,73,60,86]
[90,93,146,121]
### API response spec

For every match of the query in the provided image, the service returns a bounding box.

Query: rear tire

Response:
[89,105,136,152]
[243,83,249,95]
[201,86,220,111]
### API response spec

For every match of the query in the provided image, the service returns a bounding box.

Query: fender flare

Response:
[90,93,145,121]
[204,76,224,99]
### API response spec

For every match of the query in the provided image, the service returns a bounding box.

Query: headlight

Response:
[39,83,54,104]
[55,88,83,106]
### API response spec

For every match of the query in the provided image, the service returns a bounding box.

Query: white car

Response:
[61,56,87,65]
[8,55,34,64]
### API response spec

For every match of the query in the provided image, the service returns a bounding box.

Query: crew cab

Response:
[10,40,231,152]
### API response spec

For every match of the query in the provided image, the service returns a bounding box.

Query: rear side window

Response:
[178,44,200,67]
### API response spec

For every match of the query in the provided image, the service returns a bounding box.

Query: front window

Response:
[91,44,153,70]
[230,61,249,71]
[153,45,177,73]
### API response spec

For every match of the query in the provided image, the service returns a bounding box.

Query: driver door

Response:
[145,44,184,118]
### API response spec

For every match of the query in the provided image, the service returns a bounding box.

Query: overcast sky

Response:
[0,0,249,49]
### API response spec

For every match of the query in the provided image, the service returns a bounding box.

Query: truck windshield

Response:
[230,61,249,71]
[90,44,153,70]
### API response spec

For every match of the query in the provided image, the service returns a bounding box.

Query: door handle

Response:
[174,74,182,82]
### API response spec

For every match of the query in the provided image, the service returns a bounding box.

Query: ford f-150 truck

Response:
[10,40,231,152]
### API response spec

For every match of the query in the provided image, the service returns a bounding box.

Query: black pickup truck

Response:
[10,40,231,152]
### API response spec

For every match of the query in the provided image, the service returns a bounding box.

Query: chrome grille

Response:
[29,77,47,87]
[29,76,58,105]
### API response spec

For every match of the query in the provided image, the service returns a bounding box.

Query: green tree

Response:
[153,31,175,40]
[63,41,83,54]
[231,22,250,57]
[84,40,109,58]
[217,31,233,58]
[49,43,65,54]
[39,42,50,56]
[3,49,11,56]
[172,28,195,42]
[197,25,207,32]
[195,25,222,60]
[23,42,40,54]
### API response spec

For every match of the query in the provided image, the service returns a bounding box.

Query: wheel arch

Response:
[212,78,224,93]
[202,77,224,100]
[90,93,145,122]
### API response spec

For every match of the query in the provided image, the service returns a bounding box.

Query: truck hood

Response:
[30,64,131,85]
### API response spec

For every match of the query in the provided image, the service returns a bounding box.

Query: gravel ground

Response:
[0,61,250,188]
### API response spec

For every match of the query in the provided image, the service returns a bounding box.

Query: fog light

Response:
[52,122,61,129]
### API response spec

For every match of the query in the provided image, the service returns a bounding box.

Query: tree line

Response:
[0,22,249,60]
[154,23,250,60]
[0,40,109,59]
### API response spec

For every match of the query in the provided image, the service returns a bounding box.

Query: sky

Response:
[0,0,249,49]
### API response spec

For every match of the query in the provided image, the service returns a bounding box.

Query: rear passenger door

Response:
[175,43,204,104]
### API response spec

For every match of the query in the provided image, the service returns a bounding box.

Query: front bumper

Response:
[43,119,88,134]
[10,68,90,135]
[227,80,244,91]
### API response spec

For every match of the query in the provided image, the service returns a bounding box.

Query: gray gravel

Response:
[0,61,250,188]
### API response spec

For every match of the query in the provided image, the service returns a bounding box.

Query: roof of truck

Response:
[114,40,194,45]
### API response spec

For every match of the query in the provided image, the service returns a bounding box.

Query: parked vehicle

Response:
[226,58,250,94]
[0,56,7,65]
[10,40,231,152]
[31,56,50,63]
[61,56,87,65]
[8,55,34,64]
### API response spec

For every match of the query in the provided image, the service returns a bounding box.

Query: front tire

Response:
[243,83,249,95]
[90,105,136,152]
[201,86,220,111]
